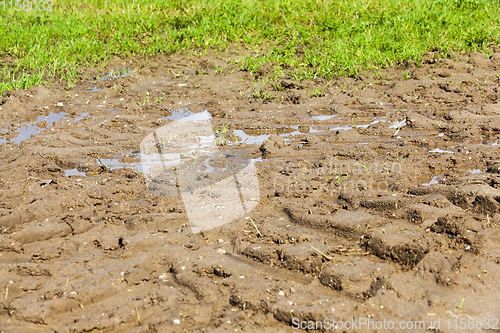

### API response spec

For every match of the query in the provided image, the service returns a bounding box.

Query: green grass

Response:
[1,0,500,94]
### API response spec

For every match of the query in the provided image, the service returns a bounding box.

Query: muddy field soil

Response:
[1,49,500,332]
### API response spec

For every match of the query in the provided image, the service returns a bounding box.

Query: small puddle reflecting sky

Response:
[311,115,336,121]
[64,168,87,177]
[429,148,454,154]
[422,175,441,186]
[0,112,68,146]
[95,67,134,82]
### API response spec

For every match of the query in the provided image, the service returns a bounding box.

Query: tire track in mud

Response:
[1,50,500,331]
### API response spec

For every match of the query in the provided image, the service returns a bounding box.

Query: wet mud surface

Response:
[1,49,500,332]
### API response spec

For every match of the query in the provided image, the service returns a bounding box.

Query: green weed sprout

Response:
[192,151,199,167]
[215,122,231,146]
[97,158,111,172]
[335,172,343,183]
[311,87,324,97]
[252,89,276,102]
[168,133,176,143]
[458,298,465,311]
[155,93,165,103]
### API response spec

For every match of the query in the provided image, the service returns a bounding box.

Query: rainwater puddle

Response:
[162,109,196,121]
[73,112,89,122]
[199,158,215,173]
[252,156,262,163]
[234,125,326,145]
[64,168,86,177]
[429,148,454,154]
[6,112,67,145]
[178,111,211,123]
[154,109,265,159]
[161,110,372,145]
[281,125,324,138]
[309,127,324,133]
[233,130,270,145]
[140,153,177,173]
[95,67,134,82]
[98,150,261,175]
[369,119,384,126]
[98,152,183,175]
[330,125,353,131]
[60,108,298,178]
[479,139,500,146]
[470,169,483,174]
[422,175,442,186]
[389,119,406,129]
[349,119,381,129]
[311,115,336,121]
[98,158,139,171]
[329,119,385,131]
[0,112,93,147]
[142,109,264,175]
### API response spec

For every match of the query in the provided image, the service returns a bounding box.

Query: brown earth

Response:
[1,48,500,332]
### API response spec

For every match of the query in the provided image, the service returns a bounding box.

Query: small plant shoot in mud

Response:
[271,83,284,92]
[458,298,465,311]
[311,84,328,97]
[252,89,276,102]
[97,158,111,172]
[215,122,231,146]
[448,72,456,84]
[336,173,343,183]
[155,93,165,103]
[168,133,176,143]
[214,64,225,74]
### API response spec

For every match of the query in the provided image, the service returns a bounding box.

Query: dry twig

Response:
[136,306,141,324]
[311,246,345,261]
[250,219,262,237]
